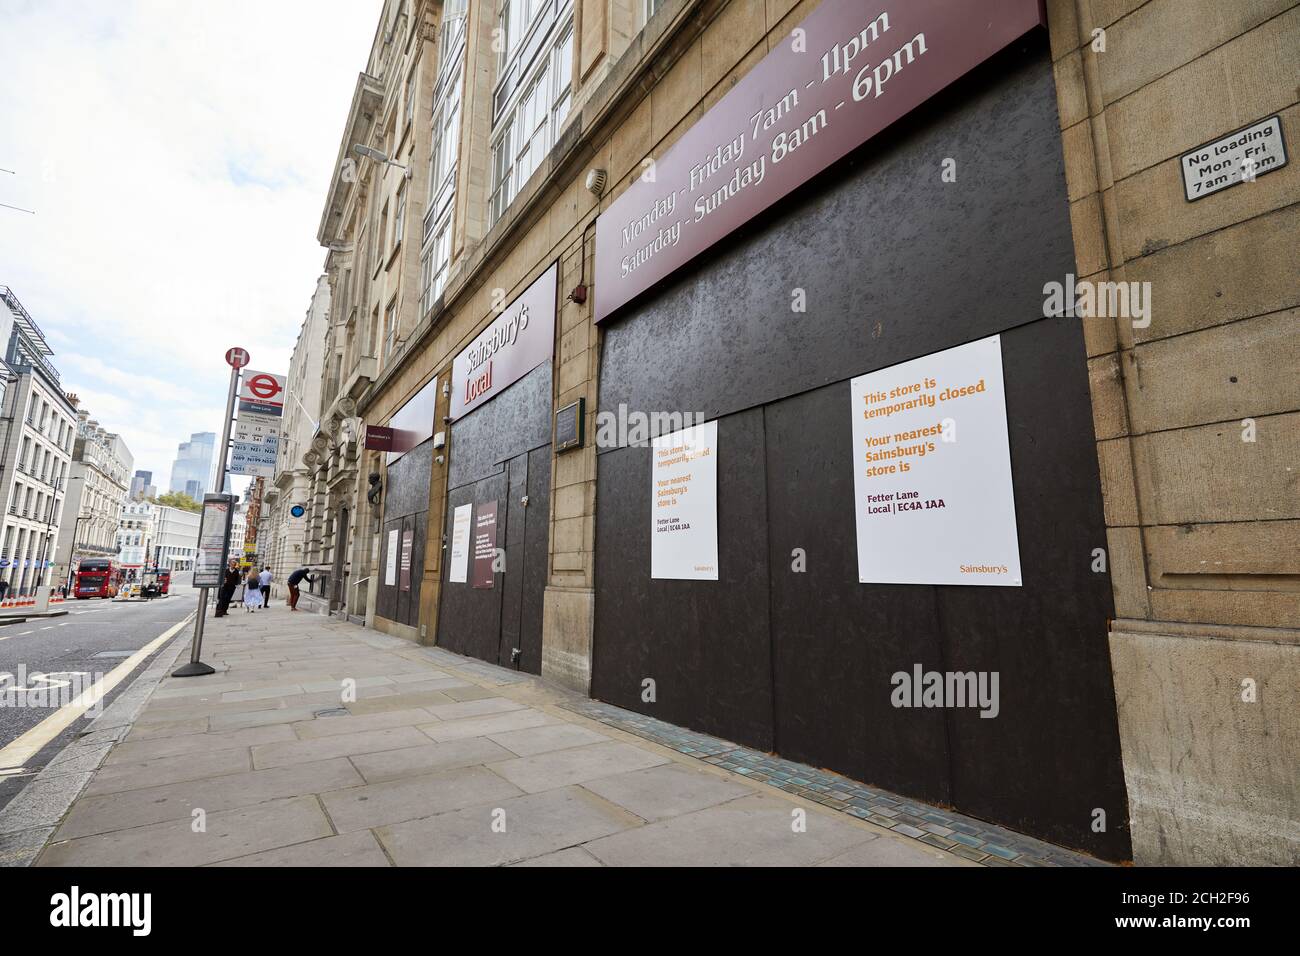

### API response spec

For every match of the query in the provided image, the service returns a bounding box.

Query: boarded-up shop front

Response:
[375,376,439,631]
[588,0,1130,859]
[437,264,557,673]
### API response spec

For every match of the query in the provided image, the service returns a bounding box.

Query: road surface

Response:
[0,577,199,813]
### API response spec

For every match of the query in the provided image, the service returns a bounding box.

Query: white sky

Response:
[0,0,382,498]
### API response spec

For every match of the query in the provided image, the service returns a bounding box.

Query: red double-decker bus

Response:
[74,558,118,599]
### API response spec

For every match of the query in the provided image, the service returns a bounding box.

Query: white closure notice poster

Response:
[449,503,472,584]
[385,529,399,586]
[850,335,1022,586]
[651,421,718,580]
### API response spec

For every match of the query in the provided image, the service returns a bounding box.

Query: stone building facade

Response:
[0,286,77,597]
[262,275,330,594]
[52,403,134,590]
[1046,0,1298,865]
[301,0,1298,864]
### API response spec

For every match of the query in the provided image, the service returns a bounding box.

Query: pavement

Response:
[1,602,980,867]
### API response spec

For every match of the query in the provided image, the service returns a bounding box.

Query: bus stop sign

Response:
[225,347,250,369]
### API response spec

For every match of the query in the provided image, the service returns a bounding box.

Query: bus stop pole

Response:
[173,362,240,678]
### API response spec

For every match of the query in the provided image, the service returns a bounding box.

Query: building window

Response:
[420,215,453,316]
[428,77,462,215]
[419,246,434,317]
[393,182,407,254]
[644,0,665,22]
[490,14,573,224]
[383,299,398,362]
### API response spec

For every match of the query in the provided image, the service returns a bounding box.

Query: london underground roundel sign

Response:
[225,347,250,369]
[246,373,282,400]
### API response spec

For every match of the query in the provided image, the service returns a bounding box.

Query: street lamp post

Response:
[34,476,62,594]
[65,513,88,593]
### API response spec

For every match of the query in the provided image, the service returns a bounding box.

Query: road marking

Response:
[0,613,196,772]
[58,622,68,626]
[40,626,54,631]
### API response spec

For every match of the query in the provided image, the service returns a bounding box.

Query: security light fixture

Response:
[352,144,412,179]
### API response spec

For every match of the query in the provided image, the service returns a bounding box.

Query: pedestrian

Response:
[0,578,10,602]
[287,567,314,611]
[215,558,240,617]
[243,569,261,613]
[258,566,273,608]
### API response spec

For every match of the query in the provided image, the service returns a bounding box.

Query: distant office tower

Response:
[169,432,216,496]
[130,469,152,499]
[184,479,203,500]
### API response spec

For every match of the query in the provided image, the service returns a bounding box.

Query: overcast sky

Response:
[0,0,381,497]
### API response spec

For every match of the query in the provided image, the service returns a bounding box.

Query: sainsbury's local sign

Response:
[593,0,1045,323]
[450,262,558,421]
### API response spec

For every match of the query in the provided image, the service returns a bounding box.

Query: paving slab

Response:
[211,830,391,867]
[105,724,296,765]
[419,708,557,743]
[423,697,525,721]
[250,726,433,770]
[344,689,457,715]
[290,708,438,740]
[83,747,254,797]
[207,705,322,732]
[440,685,501,702]
[509,846,604,867]
[487,723,608,757]
[582,794,878,867]
[579,762,753,822]
[137,697,288,721]
[350,738,515,784]
[490,741,670,794]
[152,681,248,699]
[386,670,454,683]
[38,795,333,867]
[382,677,471,693]
[376,786,641,866]
[300,676,395,693]
[321,765,523,832]
[56,758,364,839]
[218,684,306,702]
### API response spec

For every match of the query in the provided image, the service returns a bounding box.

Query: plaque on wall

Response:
[556,398,585,452]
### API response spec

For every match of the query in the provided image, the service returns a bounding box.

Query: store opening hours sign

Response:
[850,336,1022,587]
[593,0,1045,322]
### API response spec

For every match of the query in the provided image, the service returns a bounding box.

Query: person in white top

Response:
[257,567,273,608]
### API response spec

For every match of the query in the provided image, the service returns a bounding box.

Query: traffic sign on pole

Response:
[225,347,250,369]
